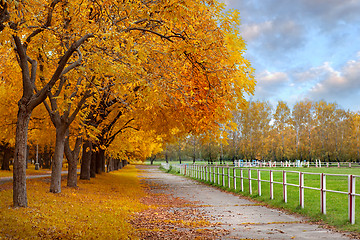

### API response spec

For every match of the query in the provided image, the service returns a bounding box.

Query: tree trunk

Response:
[95,148,105,174]
[114,158,119,170]
[41,145,52,169]
[165,153,168,164]
[13,107,31,207]
[90,151,96,178]
[64,135,82,188]
[1,144,11,171]
[80,140,92,180]
[67,154,78,187]
[107,156,112,172]
[50,125,67,193]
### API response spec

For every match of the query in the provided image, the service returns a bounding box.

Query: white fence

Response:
[177,164,360,224]
[234,159,360,168]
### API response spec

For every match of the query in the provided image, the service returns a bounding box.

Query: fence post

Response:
[213,166,216,183]
[217,166,220,185]
[270,170,274,200]
[283,170,287,203]
[257,169,261,196]
[348,175,355,224]
[233,168,237,190]
[201,165,203,180]
[321,173,326,214]
[249,169,252,195]
[205,166,208,181]
[228,167,231,188]
[299,172,304,208]
[241,169,244,192]
[222,167,225,187]
[203,165,205,180]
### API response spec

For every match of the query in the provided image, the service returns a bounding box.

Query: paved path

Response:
[138,165,354,240]
[0,171,68,185]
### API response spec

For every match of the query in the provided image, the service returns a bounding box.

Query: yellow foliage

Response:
[0,166,148,239]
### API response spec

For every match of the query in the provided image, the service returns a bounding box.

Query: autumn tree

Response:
[272,101,293,161]
[1,0,255,208]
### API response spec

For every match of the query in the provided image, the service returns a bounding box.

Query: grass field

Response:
[173,164,360,233]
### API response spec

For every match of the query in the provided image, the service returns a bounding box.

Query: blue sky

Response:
[221,0,360,111]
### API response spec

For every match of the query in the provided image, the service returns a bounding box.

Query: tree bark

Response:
[90,151,96,178]
[80,140,92,180]
[165,153,168,164]
[114,158,119,170]
[64,134,82,187]
[95,148,105,174]
[41,145,52,169]
[1,144,11,171]
[13,106,31,207]
[50,125,67,193]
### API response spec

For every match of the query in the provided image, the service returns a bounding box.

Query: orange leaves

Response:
[0,166,147,239]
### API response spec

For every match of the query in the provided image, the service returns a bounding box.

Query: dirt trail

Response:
[137,165,355,240]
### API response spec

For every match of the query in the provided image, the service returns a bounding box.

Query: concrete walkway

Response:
[138,165,354,240]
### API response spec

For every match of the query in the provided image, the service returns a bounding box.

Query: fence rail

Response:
[234,160,360,168]
[177,164,359,224]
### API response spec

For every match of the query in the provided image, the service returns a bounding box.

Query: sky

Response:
[220,0,360,112]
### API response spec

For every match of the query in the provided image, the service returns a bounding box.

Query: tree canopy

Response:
[0,0,254,207]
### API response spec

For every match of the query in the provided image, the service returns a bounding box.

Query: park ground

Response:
[0,164,360,239]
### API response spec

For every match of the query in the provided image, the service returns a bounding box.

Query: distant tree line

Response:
[163,100,360,163]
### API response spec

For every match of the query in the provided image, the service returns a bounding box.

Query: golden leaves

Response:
[0,166,147,239]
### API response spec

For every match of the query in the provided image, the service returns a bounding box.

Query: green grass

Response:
[181,165,360,233]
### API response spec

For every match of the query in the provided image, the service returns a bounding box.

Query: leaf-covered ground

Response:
[0,165,228,239]
[130,180,229,239]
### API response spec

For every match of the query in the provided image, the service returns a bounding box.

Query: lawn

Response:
[182,165,360,233]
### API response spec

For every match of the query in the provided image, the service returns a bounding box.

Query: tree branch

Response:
[126,27,185,42]
[105,118,136,146]
[24,0,61,49]
[59,49,83,79]
[68,90,92,126]
[54,77,66,97]
[26,56,38,86]
[28,33,94,110]
[0,0,10,32]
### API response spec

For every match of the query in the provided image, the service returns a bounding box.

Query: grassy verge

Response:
[0,165,148,239]
[176,165,360,234]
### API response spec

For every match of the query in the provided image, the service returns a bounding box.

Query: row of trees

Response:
[0,0,254,207]
[163,100,360,163]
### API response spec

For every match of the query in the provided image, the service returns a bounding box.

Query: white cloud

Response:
[241,19,305,51]
[241,21,273,41]
[220,0,360,111]
[254,71,289,99]
[302,55,360,110]
[308,59,360,97]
